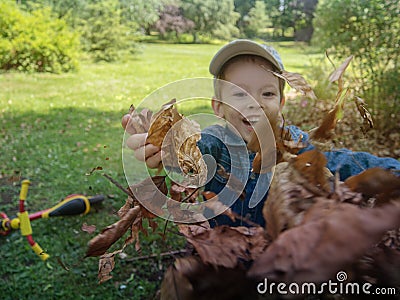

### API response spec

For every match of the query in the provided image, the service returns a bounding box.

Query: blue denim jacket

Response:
[197,124,400,227]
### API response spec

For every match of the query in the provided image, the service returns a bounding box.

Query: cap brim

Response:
[209,40,282,76]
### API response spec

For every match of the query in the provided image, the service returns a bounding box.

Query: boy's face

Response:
[212,58,283,143]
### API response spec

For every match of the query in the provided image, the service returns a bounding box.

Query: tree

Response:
[263,0,281,37]
[155,5,195,40]
[234,0,256,18]
[292,0,318,41]
[79,0,134,62]
[14,0,88,28]
[312,0,400,131]
[181,0,240,42]
[243,1,269,38]
[263,0,317,40]
[120,0,163,35]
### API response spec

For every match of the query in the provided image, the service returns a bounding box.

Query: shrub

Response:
[0,2,80,73]
[79,0,136,62]
[312,0,400,132]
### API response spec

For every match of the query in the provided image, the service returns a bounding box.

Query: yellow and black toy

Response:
[1,179,104,260]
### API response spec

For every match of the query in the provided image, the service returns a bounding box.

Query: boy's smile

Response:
[212,57,283,143]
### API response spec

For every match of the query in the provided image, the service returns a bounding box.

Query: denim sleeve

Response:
[324,149,400,180]
[288,125,400,180]
[197,125,226,158]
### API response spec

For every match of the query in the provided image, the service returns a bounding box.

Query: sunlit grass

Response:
[0,41,321,299]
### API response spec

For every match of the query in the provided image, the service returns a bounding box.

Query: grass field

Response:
[0,42,321,299]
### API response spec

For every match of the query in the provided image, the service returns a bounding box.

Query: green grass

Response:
[0,42,321,299]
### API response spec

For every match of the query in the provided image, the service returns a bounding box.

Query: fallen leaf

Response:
[292,149,330,192]
[98,249,123,284]
[354,96,374,133]
[344,167,400,205]
[124,105,153,134]
[82,223,96,234]
[146,99,180,148]
[161,256,259,300]
[129,176,168,217]
[263,161,315,239]
[182,225,268,269]
[328,55,353,83]
[86,206,140,257]
[147,99,207,184]
[265,68,317,100]
[309,88,347,141]
[249,201,400,284]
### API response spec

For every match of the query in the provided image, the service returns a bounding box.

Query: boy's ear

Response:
[211,97,224,118]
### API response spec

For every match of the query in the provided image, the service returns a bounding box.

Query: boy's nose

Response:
[246,95,260,109]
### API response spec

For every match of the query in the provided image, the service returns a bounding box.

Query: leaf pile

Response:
[87,102,226,283]
[155,57,399,298]
[87,57,399,299]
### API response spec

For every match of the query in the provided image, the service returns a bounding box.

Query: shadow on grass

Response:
[0,106,188,300]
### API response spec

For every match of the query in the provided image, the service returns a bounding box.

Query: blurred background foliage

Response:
[1,0,398,134]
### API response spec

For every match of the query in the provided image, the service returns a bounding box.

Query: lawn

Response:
[0,42,321,299]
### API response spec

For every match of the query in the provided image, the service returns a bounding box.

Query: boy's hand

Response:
[122,114,162,169]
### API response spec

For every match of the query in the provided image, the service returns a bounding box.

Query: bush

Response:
[79,0,136,62]
[0,2,80,73]
[312,0,400,132]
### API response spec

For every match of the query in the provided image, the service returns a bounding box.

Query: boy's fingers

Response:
[133,146,146,162]
[126,133,147,150]
[144,144,161,159]
[122,114,138,135]
[145,151,162,169]
[121,114,130,129]
[132,143,161,164]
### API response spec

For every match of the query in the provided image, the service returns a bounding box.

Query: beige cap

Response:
[209,39,284,77]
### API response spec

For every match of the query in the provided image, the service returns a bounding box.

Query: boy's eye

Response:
[233,92,248,97]
[263,92,276,97]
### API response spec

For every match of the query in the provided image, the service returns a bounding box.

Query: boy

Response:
[122,39,400,227]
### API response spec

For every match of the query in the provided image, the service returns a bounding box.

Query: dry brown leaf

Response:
[169,183,186,202]
[249,201,400,284]
[86,206,140,257]
[292,149,330,191]
[354,96,374,133]
[161,256,259,300]
[355,245,400,287]
[265,68,317,100]
[202,192,236,222]
[178,222,210,237]
[160,257,196,300]
[147,99,207,184]
[117,195,134,218]
[328,55,353,83]
[146,99,180,147]
[81,223,96,234]
[173,118,206,181]
[182,225,269,268]
[344,167,400,205]
[309,88,347,141]
[125,105,153,134]
[129,176,168,217]
[264,161,321,239]
[127,218,142,253]
[248,113,305,172]
[98,249,123,284]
